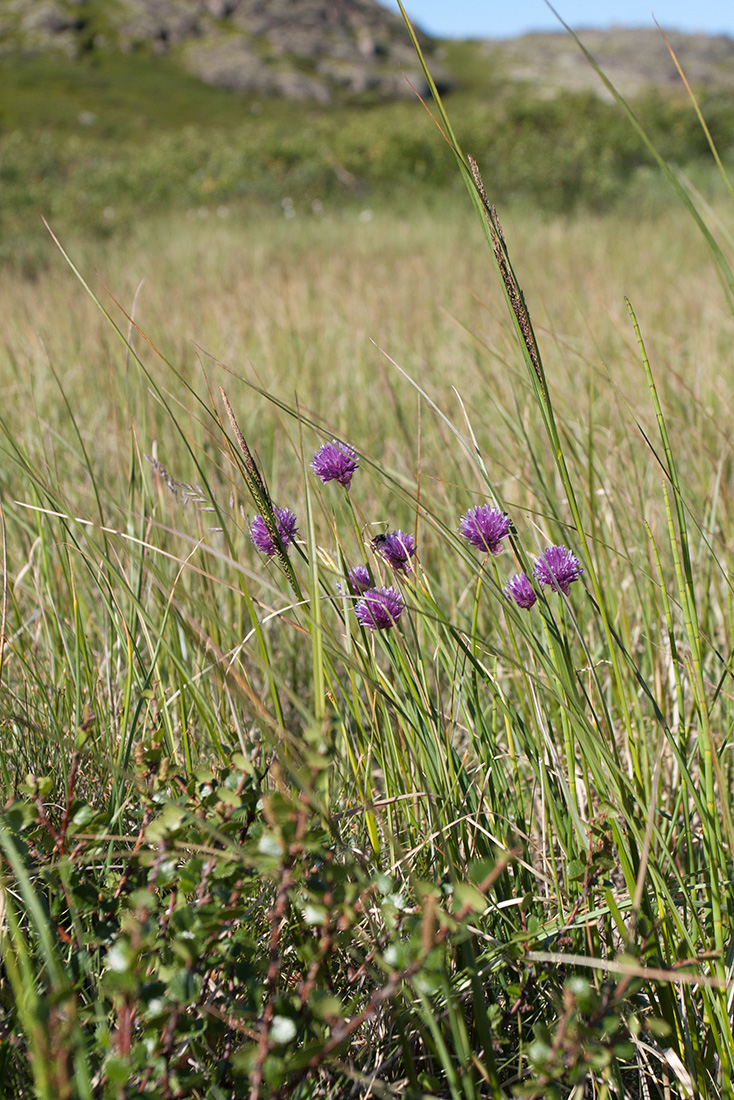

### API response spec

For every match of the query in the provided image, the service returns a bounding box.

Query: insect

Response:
[370,531,389,550]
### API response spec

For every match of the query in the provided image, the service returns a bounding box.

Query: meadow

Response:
[3,23,734,1100]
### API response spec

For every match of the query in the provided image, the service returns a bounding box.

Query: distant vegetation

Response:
[4,35,734,273]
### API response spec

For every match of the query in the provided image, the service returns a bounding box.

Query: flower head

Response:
[373,530,416,575]
[311,440,359,489]
[354,586,405,631]
[338,564,372,595]
[459,506,511,556]
[533,545,584,595]
[249,506,298,557]
[505,572,537,610]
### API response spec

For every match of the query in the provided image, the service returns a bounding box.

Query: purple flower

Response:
[459,506,512,556]
[505,573,537,610]
[373,530,416,575]
[311,440,359,489]
[249,506,298,557]
[354,586,405,631]
[533,545,584,595]
[338,564,372,595]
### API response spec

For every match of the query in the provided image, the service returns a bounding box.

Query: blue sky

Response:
[381,1,734,39]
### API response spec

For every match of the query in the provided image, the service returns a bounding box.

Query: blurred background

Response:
[3,0,734,276]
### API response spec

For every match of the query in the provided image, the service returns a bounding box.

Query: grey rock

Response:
[6,0,82,57]
[113,0,204,48]
[1,0,438,100]
[483,27,734,98]
[182,34,330,101]
[21,2,76,34]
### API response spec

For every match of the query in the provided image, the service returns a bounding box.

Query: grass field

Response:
[4,22,734,1100]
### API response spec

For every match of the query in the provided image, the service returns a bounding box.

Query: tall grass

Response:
[2,34,734,1095]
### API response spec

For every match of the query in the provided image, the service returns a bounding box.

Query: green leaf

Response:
[302,903,328,926]
[106,938,136,973]
[270,1016,297,1044]
[144,804,186,841]
[71,804,96,828]
[258,832,284,858]
[453,881,488,913]
[646,1017,672,1038]
[566,859,586,882]
[308,992,344,1020]
[104,1054,133,1086]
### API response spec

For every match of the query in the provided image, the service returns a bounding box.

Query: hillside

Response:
[4,4,734,274]
[3,2,734,106]
[481,27,734,99]
[0,0,440,102]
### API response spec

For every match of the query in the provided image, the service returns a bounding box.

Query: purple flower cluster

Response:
[339,564,372,595]
[249,442,582,633]
[459,505,511,556]
[373,530,416,575]
[354,586,405,631]
[504,572,537,610]
[504,545,583,611]
[250,437,361,564]
[249,506,299,557]
[534,545,584,595]
[311,440,359,490]
[456,501,582,611]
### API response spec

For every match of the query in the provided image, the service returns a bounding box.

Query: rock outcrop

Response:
[482,27,734,98]
[0,0,440,102]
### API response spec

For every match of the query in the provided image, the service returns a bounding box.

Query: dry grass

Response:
[3,201,732,504]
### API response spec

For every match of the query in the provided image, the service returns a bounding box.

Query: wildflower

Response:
[533,545,584,594]
[459,505,511,555]
[250,506,298,557]
[338,564,372,595]
[354,586,405,630]
[373,529,416,574]
[311,440,359,489]
[505,572,537,610]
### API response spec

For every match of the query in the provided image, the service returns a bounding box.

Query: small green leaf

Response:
[566,858,586,882]
[145,804,186,841]
[107,938,136,973]
[258,832,283,858]
[217,788,242,808]
[302,903,327,926]
[71,804,96,827]
[270,1016,297,1044]
[646,1017,672,1038]
[528,1038,552,1069]
[453,881,488,913]
[104,1054,133,1086]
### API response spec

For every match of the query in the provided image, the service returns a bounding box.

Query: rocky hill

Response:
[3,2,734,106]
[0,0,439,102]
[482,27,734,98]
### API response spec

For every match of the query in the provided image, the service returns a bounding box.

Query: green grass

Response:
[3,24,734,1099]
[0,53,259,135]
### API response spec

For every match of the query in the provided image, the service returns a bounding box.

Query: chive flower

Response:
[505,573,537,610]
[373,530,416,575]
[311,440,359,489]
[459,506,511,556]
[533,545,584,594]
[249,506,298,557]
[354,586,405,630]
[339,564,372,595]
